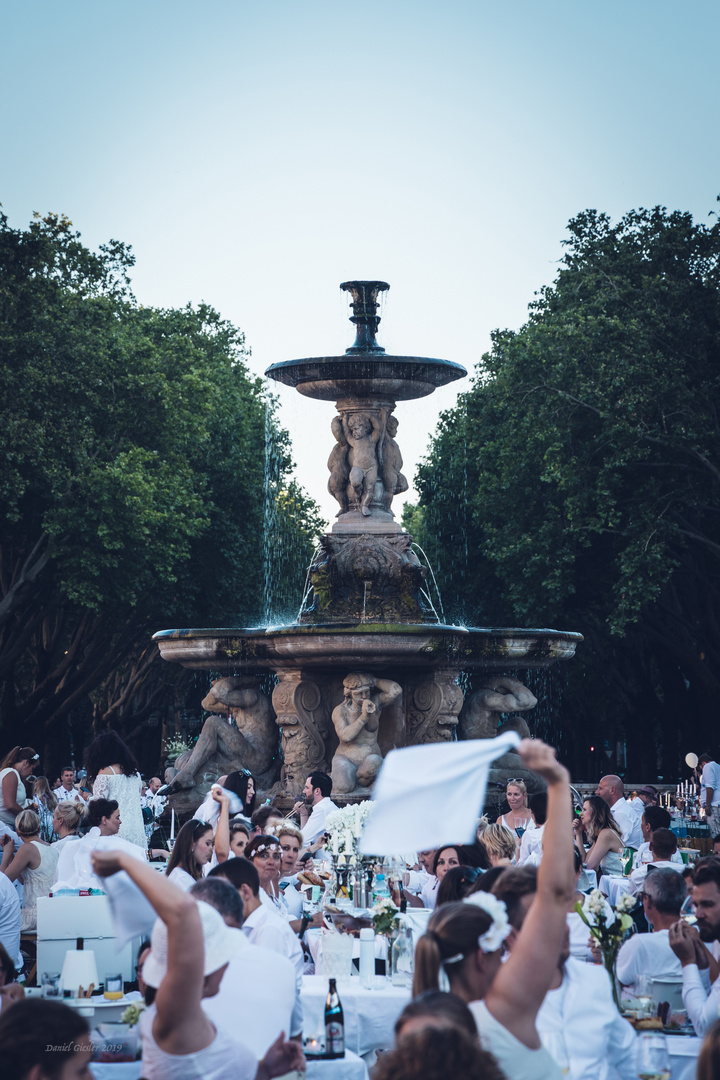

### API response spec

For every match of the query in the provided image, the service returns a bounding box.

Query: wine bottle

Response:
[324,978,344,1058]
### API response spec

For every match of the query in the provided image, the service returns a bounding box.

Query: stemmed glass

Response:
[636,1032,670,1080]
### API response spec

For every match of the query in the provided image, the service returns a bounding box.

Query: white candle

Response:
[354,805,361,838]
[345,828,354,854]
[332,831,339,856]
[170,807,175,841]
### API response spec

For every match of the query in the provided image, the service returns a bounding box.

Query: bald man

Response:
[595,774,644,849]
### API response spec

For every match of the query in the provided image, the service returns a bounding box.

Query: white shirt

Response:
[537,957,637,1080]
[470,999,562,1079]
[203,932,301,1052]
[701,761,720,806]
[420,875,439,908]
[632,841,684,869]
[627,860,683,896]
[518,823,544,866]
[681,962,720,1036]
[0,870,21,970]
[243,901,304,980]
[55,785,79,802]
[279,876,304,918]
[301,797,339,845]
[609,797,644,849]
[617,928,686,989]
[54,826,146,888]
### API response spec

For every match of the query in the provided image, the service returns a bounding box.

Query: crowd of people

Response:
[2,735,720,1079]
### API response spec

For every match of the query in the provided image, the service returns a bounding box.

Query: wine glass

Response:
[634,974,653,1018]
[636,1032,670,1080]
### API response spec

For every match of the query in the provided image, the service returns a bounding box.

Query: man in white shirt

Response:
[496,866,637,1080]
[627,829,684,896]
[191,877,301,1053]
[617,867,690,990]
[669,856,720,1035]
[292,772,339,847]
[632,806,684,869]
[596,774,644,849]
[55,767,77,802]
[699,755,720,836]
[209,857,305,980]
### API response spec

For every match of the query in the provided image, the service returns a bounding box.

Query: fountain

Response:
[153,282,582,813]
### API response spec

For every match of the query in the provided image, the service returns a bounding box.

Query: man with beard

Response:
[669,856,720,1035]
[494,866,637,1079]
[292,771,338,846]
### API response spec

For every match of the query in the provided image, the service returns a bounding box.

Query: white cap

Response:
[143,900,244,988]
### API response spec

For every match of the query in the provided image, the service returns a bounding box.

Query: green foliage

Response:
[0,209,319,752]
[416,203,720,775]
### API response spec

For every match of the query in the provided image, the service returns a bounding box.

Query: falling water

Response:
[411,542,446,623]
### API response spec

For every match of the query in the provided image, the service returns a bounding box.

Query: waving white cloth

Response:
[359,731,521,855]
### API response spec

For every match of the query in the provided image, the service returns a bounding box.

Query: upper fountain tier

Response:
[265,280,467,401]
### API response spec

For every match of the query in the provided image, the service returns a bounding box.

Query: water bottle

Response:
[359,927,375,989]
[372,872,390,904]
[324,978,344,1058]
[391,925,414,988]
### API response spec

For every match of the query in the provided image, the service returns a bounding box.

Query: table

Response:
[90,1049,369,1079]
[666,1033,702,1078]
[301,974,410,1058]
[598,875,632,905]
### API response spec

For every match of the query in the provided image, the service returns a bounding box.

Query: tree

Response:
[414,203,720,778]
[0,210,321,766]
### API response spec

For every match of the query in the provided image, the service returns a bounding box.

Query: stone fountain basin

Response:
[264,353,467,401]
[152,624,582,673]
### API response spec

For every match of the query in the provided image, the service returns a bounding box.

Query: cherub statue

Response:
[343,412,383,516]
[327,415,350,513]
[458,677,537,741]
[381,414,408,509]
[330,672,402,793]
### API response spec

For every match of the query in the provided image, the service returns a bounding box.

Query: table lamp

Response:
[61,949,99,997]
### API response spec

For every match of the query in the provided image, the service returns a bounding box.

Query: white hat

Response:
[142,900,244,989]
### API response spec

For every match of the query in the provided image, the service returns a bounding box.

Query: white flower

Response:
[616,894,637,914]
[463,891,511,953]
[584,889,606,917]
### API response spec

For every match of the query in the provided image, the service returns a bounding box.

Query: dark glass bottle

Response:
[324,977,344,1058]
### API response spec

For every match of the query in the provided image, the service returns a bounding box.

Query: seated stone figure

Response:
[458,676,538,783]
[330,673,401,793]
[164,678,278,813]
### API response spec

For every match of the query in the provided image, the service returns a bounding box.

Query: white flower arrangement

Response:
[324,801,373,856]
[616,893,638,915]
[463,892,512,953]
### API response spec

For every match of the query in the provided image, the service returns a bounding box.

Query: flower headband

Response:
[464,892,511,953]
[253,842,280,855]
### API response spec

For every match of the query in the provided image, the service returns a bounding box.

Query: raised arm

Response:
[486,739,574,1047]
[212,790,231,863]
[91,850,211,1055]
[372,677,402,710]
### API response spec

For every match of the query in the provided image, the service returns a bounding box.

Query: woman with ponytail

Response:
[413,738,574,1080]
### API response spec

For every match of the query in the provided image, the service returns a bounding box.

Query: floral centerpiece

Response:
[324,801,373,858]
[372,897,401,937]
[574,889,637,1010]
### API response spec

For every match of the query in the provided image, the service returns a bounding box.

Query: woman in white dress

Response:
[0,746,37,828]
[90,848,305,1080]
[0,809,59,930]
[245,834,286,916]
[413,739,574,1080]
[498,779,533,836]
[165,819,215,892]
[573,796,624,876]
[85,731,146,850]
[51,799,86,854]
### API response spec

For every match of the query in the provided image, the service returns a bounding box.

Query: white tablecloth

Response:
[598,875,632,905]
[301,974,410,1057]
[666,1034,701,1078]
[90,1050,368,1080]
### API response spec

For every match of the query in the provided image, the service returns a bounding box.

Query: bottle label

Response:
[325,1020,344,1055]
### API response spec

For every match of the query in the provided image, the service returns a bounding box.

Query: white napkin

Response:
[359,731,521,855]
[102,871,158,949]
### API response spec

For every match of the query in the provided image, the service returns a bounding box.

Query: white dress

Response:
[0,767,28,827]
[139,1003,257,1080]
[20,841,59,930]
[470,1000,562,1080]
[92,769,146,849]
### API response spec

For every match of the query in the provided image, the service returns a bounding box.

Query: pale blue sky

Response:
[3,1,719,523]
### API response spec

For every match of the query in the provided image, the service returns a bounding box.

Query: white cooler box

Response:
[36,895,138,985]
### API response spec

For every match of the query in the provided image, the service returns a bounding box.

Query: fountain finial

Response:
[340,280,389,355]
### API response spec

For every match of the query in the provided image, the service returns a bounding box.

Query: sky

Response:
[3,1,720,526]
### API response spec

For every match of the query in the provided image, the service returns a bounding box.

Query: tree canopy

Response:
[0,210,321,764]
[413,203,720,778]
